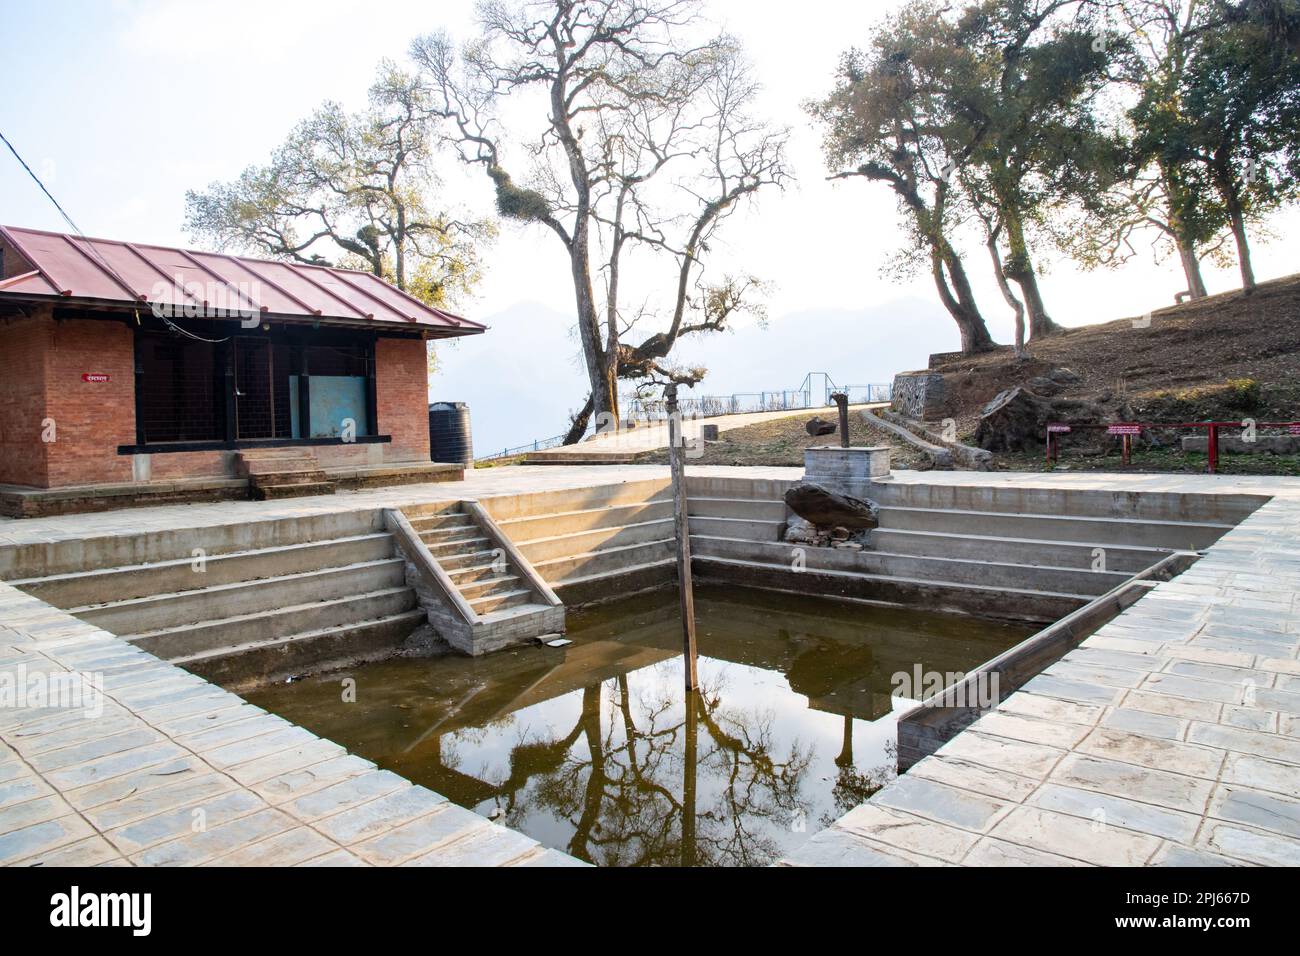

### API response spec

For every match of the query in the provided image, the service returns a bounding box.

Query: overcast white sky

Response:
[3,0,1296,452]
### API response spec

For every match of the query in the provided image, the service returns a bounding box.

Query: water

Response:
[247,585,1034,867]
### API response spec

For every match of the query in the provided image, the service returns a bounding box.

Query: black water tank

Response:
[429,402,473,464]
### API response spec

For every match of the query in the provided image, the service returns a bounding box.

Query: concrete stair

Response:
[237,448,336,501]
[6,515,423,685]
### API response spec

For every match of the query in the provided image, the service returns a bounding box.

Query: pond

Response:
[246,585,1034,866]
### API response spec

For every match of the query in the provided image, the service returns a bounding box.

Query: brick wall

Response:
[0,312,52,487]
[375,337,430,463]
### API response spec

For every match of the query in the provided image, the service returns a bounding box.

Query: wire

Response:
[0,127,229,344]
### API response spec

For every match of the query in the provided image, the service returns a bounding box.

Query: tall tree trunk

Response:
[563,393,594,445]
[567,227,619,428]
[986,236,1026,357]
[1211,158,1256,293]
[1176,237,1208,300]
[931,240,997,354]
[1002,211,1058,339]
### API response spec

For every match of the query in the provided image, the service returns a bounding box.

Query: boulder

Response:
[805,416,837,437]
[974,386,1053,452]
[782,514,820,544]
[1025,376,1061,397]
[784,482,880,530]
[1047,367,1082,385]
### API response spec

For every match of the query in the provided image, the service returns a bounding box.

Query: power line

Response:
[0,127,229,343]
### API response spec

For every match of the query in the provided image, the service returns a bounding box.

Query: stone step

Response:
[424,535,493,557]
[174,608,426,690]
[877,506,1232,550]
[692,555,1088,623]
[686,515,785,542]
[400,500,463,520]
[248,469,330,487]
[73,559,406,635]
[532,539,676,584]
[515,518,675,563]
[457,573,522,600]
[690,535,1130,597]
[239,457,321,476]
[686,496,788,521]
[251,481,337,501]
[9,533,396,608]
[130,586,418,659]
[553,558,676,605]
[475,601,558,626]
[438,548,504,572]
[524,454,642,465]
[408,513,473,533]
[419,525,482,544]
[479,479,670,522]
[497,499,673,539]
[469,588,533,615]
[868,528,1170,573]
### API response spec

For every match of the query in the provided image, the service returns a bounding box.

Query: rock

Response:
[973,386,1053,452]
[783,482,880,530]
[1047,367,1082,385]
[701,424,719,441]
[833,541,864,551]
[805,416,837,437]
[783,515,820,544]
[1025,376,1061,397]
[829,526,850,541]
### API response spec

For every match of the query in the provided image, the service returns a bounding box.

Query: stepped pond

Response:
[248,585,1034,866]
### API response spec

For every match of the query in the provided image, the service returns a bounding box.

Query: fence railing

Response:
[1045,420,1300,474]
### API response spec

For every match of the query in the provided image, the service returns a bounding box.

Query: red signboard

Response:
[1107,424,1141,435]
[1290,424,1300,436]
[1047,424,1071,433]
[81,373,110,383]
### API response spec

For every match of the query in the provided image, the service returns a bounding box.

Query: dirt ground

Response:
[634,410,932,469]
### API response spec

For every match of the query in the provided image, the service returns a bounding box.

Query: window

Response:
[135,331,224,443]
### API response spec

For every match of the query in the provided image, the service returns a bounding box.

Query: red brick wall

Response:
[43,318,136,486]
[0,311,52,487]
[375,336,430,463]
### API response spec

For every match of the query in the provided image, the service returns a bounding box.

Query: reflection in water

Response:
[248,585,1032,866]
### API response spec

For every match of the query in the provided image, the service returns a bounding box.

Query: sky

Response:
[3,0,1297,454]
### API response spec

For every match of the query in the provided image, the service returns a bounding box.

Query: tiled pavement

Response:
[782,485,1300,867]
[0,582,583,867]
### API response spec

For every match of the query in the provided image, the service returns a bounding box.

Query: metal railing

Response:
[475,372,894,463]
[1045,420,1300,474]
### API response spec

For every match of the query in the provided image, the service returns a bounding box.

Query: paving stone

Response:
[1029,783,1200,843]
[1220,705,1277,732]
[1101,707,1185,740]
[312,785,447,845]
[284,769,408,821]
[404,821,538,866]
[908,756,1039,804]
[177,713,288,752]
[973,711,1091,750]
[1187,722,1300,764]
[872,774,1009,833]
[64,756,206,811]
[132,808,297,866]
[935,731,1065,779]
[205,826,339,866]
[1210,785,1300,839]
[45,741,188,791]
[962,837,1092,867]
[226,739,349,787]
[1050,754,1213,815]
[1254,687,1300,715]
[28,729,164,773]
[251,754,375,805]
[1019,674,1122,706]
[1078,727,1224,779]
[205,726,317,770]
[82,773,238,832]
[1204,823,1300,866]
[836,803,979,863]
[1123,689,1222,722]
[1048,660,1146,689]
[23,834,123,866]
[1223,753,1300,797]
[989,805,1161,866]
[0,814,96,864]
[106,788,266,854]
[997,692,1104,727]
[296,848,369,867]
[1149,844,1245,867]
[0,775,54,812]
[352,805,489,866]
[1141,673,1243,704]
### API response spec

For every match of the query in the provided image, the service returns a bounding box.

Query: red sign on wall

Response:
[81,373,111,383]
[1107,424,1141,435]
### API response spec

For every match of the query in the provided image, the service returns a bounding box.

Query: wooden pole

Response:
[665,384,699,692]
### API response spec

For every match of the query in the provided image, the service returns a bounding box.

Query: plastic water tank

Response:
[428,402,473,464]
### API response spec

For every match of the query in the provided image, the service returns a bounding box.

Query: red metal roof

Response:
[0,224,484,335]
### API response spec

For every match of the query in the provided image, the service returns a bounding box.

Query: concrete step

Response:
[532,539,676,584]
[419,525,482,544]
[240,457,321,476]
[469,588,533,614]
[9,533,396,608]
[869,528,1170,573]
[475,601,557,626]
[877,506,1232,550]
[691,535,1130,597]
[400,500,463,520]
[684,475,798,503]
[553,558,676,605]
[424,535,492,557]
[687,496,788,521]
[130,586,418,659]
[686,515,785,542]
[480,479,670,522]
[497,499,673,539]
[249,469,329,487]
[251,481,337,501]
[445,561,511,585]
[0,511,383,580]
[524,454,642,465]
[408,513,473,533]
[515,518,675,563]
[74,558,406,635]
[457,573,522,600]
[693,555,1088,623]
[174,609,426,689]
[438,548,504,572]
[866,482,1267,524]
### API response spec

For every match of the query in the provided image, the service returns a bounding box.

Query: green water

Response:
[247,585,1033,867]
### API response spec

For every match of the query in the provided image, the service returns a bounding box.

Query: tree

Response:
[185,63,493,309]
[414,0,789,439]
[1182,0,1300,291]
[812,1,998,354]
